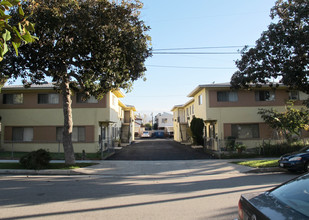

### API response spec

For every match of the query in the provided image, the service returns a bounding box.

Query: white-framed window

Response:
[192,105,194,114]
[3,93,23,104]
[231,124,259,139]
[289,91,299,100]
[12,127,33,142]
[38,94,59,104]
[76,93,98,103]
[217,91,238,102]
[162,118,168,123]
[255,91,275,101]
[56,126,86,142]
[198,95,202,105]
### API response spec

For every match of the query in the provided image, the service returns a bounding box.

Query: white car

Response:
[141,131,151,138]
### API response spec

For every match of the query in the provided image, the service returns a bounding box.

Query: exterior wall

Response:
[156,112,173,128]
[209,89,289,108]
[0,88,132,153]
[172,107,185,142]
[184,85,309,150]
[193,88,207,120]
[172,102,192,142]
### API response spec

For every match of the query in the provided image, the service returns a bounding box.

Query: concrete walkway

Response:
[0,159,284,176]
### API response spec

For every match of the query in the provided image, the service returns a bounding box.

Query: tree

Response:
[258,102,309,142]
[190,117,204,146]
[231,0,309,94]
[153,123,158,130]
[144,123,152,131]
[0,0,36,61]
[0,0,152,165]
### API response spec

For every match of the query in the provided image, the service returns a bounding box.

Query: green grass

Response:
[0,151,106,160]
[233,159,279,168]
[0,162,98,170]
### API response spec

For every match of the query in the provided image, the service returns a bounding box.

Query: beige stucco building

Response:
[172,83,309,150]
[0,84,135,153]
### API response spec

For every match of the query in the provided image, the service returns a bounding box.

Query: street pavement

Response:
[0,159,295,220]
[0,140,291,219]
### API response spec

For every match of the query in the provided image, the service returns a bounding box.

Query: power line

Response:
[147,65,236,70]
[153,51,240,55]
[153,45,252,51]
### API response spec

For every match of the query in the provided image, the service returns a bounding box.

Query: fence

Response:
[0,138,118,160]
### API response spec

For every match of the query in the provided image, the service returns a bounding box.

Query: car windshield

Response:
[299,146,309,153]
[270,173,309,217]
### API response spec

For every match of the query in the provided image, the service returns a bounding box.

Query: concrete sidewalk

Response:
[0,159,285,176]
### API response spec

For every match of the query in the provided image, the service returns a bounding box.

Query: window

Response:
[255,91,275,101]
[192,105,194,114]
[231,124,259,139]
[289,91,299,100]
[56,126,86,142]
[198,95,202,105]
[3,94,23,104]
[12,127,33,142]
[217,91,238,102]
[162,118,168,123]
[38,94,59,104]
[76,93,98,103]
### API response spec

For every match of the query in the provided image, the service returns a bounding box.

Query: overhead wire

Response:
[147,65,235,70]
[153,51,240,55]
[153,45,253,51]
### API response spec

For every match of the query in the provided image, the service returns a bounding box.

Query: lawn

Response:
[233,159,279,168]
[0,151,108,160]
[0,162,98,170]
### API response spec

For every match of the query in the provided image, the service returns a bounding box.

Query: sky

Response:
[121,0,278,118]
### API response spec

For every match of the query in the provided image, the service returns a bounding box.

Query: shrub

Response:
[225,136,236,151]
[190,117,204,146]
[19,149,51,170]
[260,142,304,156]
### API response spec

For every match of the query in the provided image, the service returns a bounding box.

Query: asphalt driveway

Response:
[107,138,212,160]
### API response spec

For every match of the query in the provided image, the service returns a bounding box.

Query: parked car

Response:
[238,173,309,220]
[278,146,309,172]
[141,131,151,138]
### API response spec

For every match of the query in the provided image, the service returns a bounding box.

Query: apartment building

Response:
[172,83,309,150]
[171,99,194,142]
[0,83,135,153]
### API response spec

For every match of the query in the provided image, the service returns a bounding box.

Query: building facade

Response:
[172,83,309,150]
[0,84,135,153]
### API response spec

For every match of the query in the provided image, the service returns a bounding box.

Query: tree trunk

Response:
[61,78,75,165]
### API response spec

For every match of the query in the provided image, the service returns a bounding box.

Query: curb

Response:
[0,169,85,175]
[246,167,286,173]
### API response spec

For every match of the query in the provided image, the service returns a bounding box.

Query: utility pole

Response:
[151,113,153,130]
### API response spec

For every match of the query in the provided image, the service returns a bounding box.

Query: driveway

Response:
[107,139,212,160]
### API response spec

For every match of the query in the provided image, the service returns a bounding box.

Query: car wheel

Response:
[304,162,309,172]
